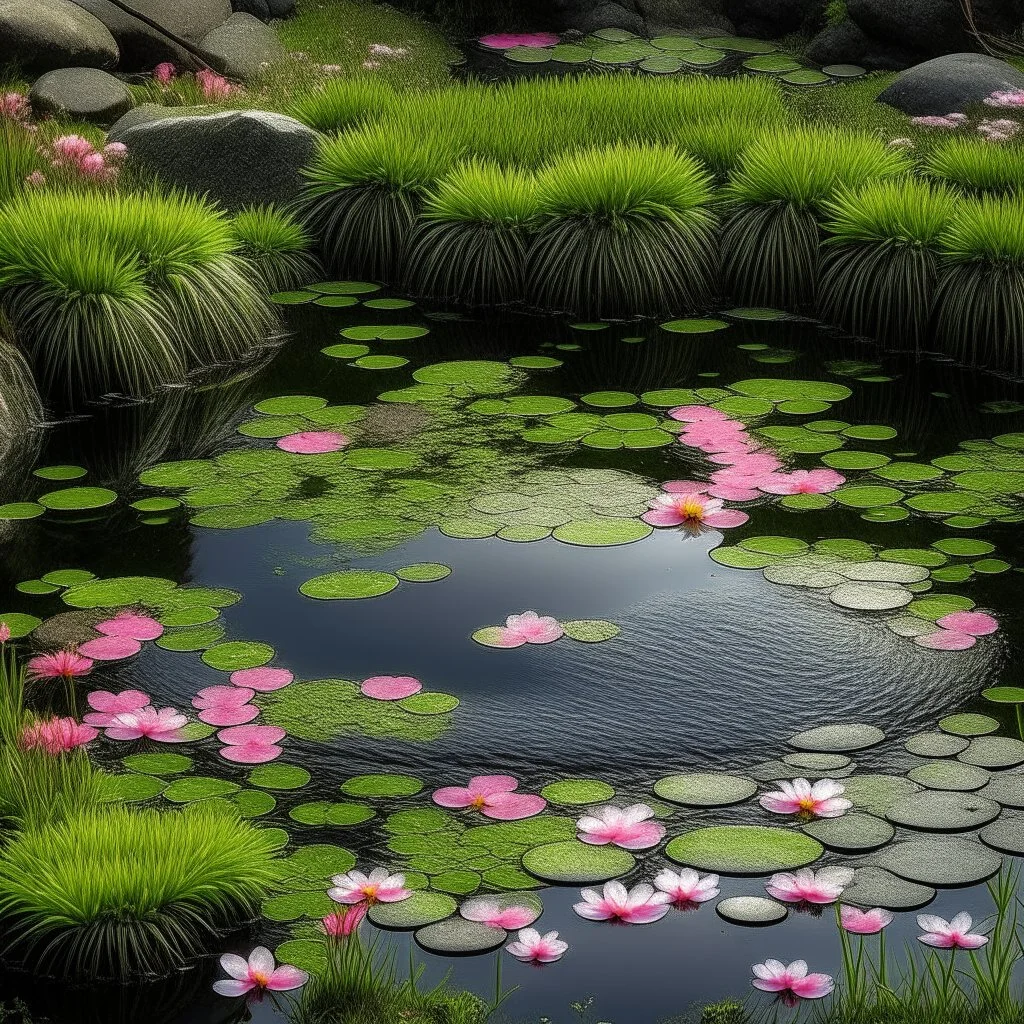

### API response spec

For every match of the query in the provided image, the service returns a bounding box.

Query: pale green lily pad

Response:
[33,465,87,481]
[660,319,728,333]
[415,918,506,954]
[842,775,922,817]
[523,841,635,884]
[743,54,800,72]
[341,774,423,798]
[552,519,652,546]
[234,790,277,817]
[782,69,831,85]
[271,290,316,304]
[540,779,616,805]
[354,355,409,370]
[38,569,94,587]
[867,838,1001,887]
[907,761,991,792]
[398,693,460,715]
[38,487,117,511]
[122,753,193,776]
[0,502,45,520]
[833,485,904,509]
[957,736,1024,769]
[300,570,399,600]
[16,580,58,595]
[581,391,638,408]
[309,281,380,295]
[788,723,885,752]
[560,620,620,643]
[163,777,240,803]
[939,713,1000,737]
[275,939,328,974]
[909,595,975,621]
[822,451,891,470]
[155,625,225,651]
[97,772,167,802]
[979,820,1024,856]
[802,813,895,853]
[395,563,451,583]
[369,891,457,930]
[654,773,757,807]
[932,538,994,556]
[666,826,822,875]
[248,763,311,790]
[202,641,274,671]
[842,867,935,911]
[732,379,851,403]
[904,733,970,758]
[289,801,375,826]
[322,343,370,359]
[254,396,327,415]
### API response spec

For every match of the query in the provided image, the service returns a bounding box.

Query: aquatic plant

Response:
[573,880,670,924]
[917,913,988,949]
[933,193,1024,374]
[575,804,665,850]
[213,946,307,998]
[526,143,717,318]
[302,120,460,282]
[460,898,539,929]
[506,928,567,963]
[751,959,834,1004]
[492,611,562,647]
[721,128,912,308]
[432,774,546,819]
[403,159,538,307]
[0,804,281,979]
[765,866,854,904]
[818,178,960,350]
[231,205,323,293]
[926,136,1024,194]
[642,490,749,530]
[840,907,894,935]
[327,868,411,906]
[759,778,852,818]
[654,868,720,906]
[0,190,277,400]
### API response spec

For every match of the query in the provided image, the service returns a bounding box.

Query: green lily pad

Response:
[155,625,225,651]
[957,736,1024,769]
[271,290,316,304]
[788,723,886,752]
[254,396,327,415]
[552,519,652,546]
[560,620,620,643]
[509,356,563,369]
[842,867,935,911]
[782,69,832,85]
[289,801,376,826]
[0,502,45,520]
[540,779,616,805]
[639,53,684,73]
[322,343,371,359]
[163,777,241,803]
[354,355,409,370]
[299,570,400,600]
[654,773,757,807]
[341,774,423,798]
[97,772,167,802]
[833,485,904,509]
[842,775,922,817]
[909,595,976,620]
[33,465,87,481]
[415,918,506,954]
[801,813,895,853]
[716,896,788,926]
[398,693,460,715]
[522,841,635,884]
[660,319,728,333]
[940,713,1000,737]
[822,451,891,470]
[743,54,801,73]
[581,391,639,409]
[201,641,275,671]
[732,379,851,403]
[867,838,1001,887]
[666,826,822,875]
[905,733,970,758]
[932,538,994,556]
[38,487,117,511]
[341,325,429,341]
[395,563,451,583]
[130,497,181,512]
[983,687,1024,704]
[506,45,552,63]
[122,753,193,775]
[309,281,380,295]
[314,294,359,308]
[16,579,58,595]
[369,891,457,930]
[906,762,991,792]
[248,763,311,790]
[550,43,592,63]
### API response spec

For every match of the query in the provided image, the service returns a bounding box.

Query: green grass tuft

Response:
[926,136,1024,194]
[231,205,323,293]
[288,76,400,134]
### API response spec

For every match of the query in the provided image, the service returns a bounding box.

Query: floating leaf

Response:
[666,826,822,875]
[299,571,400,600]
[202,641,274,671]
[38,487,117,511]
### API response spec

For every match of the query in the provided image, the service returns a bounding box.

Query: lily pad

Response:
[248,763,311,790]
[369,891,458,930]
[906,762,991,792]
[802,813,895,853]
[830,582,912,611]
[665,826,822,875]
[885,790,1000,832]
[841,867,935,911]
[842,775,922,817]
[653,773,757,807]
[660,319,728,333]
[202,641,275,671]
[552,519,652,546]
[299,571,400,600]
[341,774,423,798]
[715,896,787,926]
[309,281,379,295]
[38,487,117,511]
[560,620,620,643]
[33,465,87,481]
[395,563,451,583]
[522,841,635,884]
[0,502,45,520]
[904,732,970,758]
[163,777,241,803]
[540,779,616,805]
[867,838,1001,887]
[415,918,506,955]
[122,753,193,775]
[399,693,459,715]
[788,724,885,752]
[581,391,638,409]
[289,801,375,826]
[979,820,1024,856]
[977,774,1024,808]
[957,736,1024,769]
[939,713,999,736]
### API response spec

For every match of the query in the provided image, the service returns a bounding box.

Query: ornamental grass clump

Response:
[526,143,717,319]
[933,193,1024,375]
[925,136,1024,194]
[302,120,461,282]
[288,75,399,133]
[721,128,913,309]
[231,205,323,293]
[819,179,961,350]
[0,804,281,980]
[0,189,277,401]
[403,159,538,307]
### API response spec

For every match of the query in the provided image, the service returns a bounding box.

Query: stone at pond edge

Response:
[0,0,119,74]
[802,812,895,853]
[522,841,635,884]
[867,838,1002,887]
[884,790,1000,832]
[788,723,885,753]
[841,868,935,911]
[876,53,1024,117]
[665,826,822,875]
[29,67,131,127]
[715,896,788,926]
[414,918,506,955]
[653,773,757,807]
[198,11,285,81]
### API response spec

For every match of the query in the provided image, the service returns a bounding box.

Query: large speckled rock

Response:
[0,0,119,73]
[637,0,734,34]
[877,53,1024,116]
[30,67,132,127]
[112,108,318,212]
[198,12,286,81]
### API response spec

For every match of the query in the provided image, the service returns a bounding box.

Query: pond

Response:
[3,290,1024,1023]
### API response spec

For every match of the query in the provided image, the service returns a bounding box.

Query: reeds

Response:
[231,204,323,293]
[926,136,1024,195]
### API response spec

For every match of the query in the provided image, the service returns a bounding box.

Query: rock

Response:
[877,53,1024,116]
[573,1,647,35]
[637,0,735,34]
[0,0,119,73]
[199,12,286,81]
[72,0,232,70]
[29,67,132,127]
[232,0,271,17]
[805,18,913,71]
[723,0,818,37]
[114,109,319,212]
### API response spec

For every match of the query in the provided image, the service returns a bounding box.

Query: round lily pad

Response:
[552,519,652,546]
[509,356,563,369]
[202,641,275,671]
[932,538,994,557]
[289,801,375,826]
[665,826,823,875]
[560,620,620,643]
[540,779,616,805]
[977,774,1024,808]
[399,693,459,715]
[639,53,684,72]
[841,867,935,911]
[122,753,193,775]
[782,69,831,85]
[939,713,999,736]
[802,813,895,853]
[163,777,241,803]
[983,687,1024,705]
[322,343,370,359]
[885,790,1000,832]
[732,379,851,403]
[838,562,928,584]
[369,891,458,930]
[716,896,787,926]
[16,580,58,595]
[395,563,451,583]
[130,497,180,512]
[868,838,1001,887]
[354,355,409,370]
[522,841,635,884]
[234,789,277,817]
[0,502,45,520]
[341,325,428,341]
[822,452,891,470]
[905,732,970,758]
[830,582,913,611]
[681,46,726,65]
[415,918,506,955]
[506,44,552,63]
[957,736,1024,769]
[98,772,167,802]
[979,820,1024,855]
[33,465,87,481]
[40,569,93,588]
[660,318,728,333]
[38,487,117,511]
[580,391,638,409]
[299,571,400,600]
[314,294,359,308]
[842,775,922,817]
[341,774,423,798]
[271,290,316,304]
[788,724,885,752]
[824,63,866,77]
[254,396,327,415]
[653,773,757,807]
[248,764,311,790]
[907,761,991,792]
[155,625,225,651]
[309,281,379,295]
[262,891,336,922]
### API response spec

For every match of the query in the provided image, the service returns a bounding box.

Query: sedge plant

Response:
[526,143,718,319]
[403,159,538,307]
[818,178,961,350]
[720,127,913,309]
[231,205,323,293]
[288,76,401,134]
[925,136,1024,195]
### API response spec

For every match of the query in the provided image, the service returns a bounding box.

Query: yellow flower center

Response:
[470,795,487,809]
[678,498,706,522]
[252,970,270,986]
[362,884,379,904]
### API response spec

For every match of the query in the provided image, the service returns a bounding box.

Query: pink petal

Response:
[276,431,348,454]
[360,675,423,700]
[193,686,256,709]
[470,774,520,796]
[217,724,286,745]
[219,742,282,763]
[432,787,475,808]
[482,792,547,820]
[621,903,670,924]
[104,726,144,741]
[642,508,684,526]
[791,973,835,999]
[489,628,527,648]
[78,635,143,660]
[935,611,998,636]
[199,705,260,726]
[230,667,294,691]
[702,509,749,528]
[95,614,164,641]
[213,979,255,997]
[914,630,977,650]
[668,405,728,422]
[661,480,710,493]
[88,689,149,714]
[708,484,761,501]
[266,965,308,991]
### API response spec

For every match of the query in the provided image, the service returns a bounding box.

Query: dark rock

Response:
[113,108,319,212]
[0,0,119,73]
[877,53,1024,116]
[266,0,296,15]
[72,0,232,70]
[638,0,734,34]
[573,2,647,35]
[232,0,272,17]
[30,67,133,126]
[199,12,286,81]
[723,0,818,37]
[805,18,913,71]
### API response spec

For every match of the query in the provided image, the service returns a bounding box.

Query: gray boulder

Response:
[805,18,913,71]
[0,0,119,73]
[30,67,132,126]
[199,12,286,81]
[112,108,318,211]
[723,0,817,37]
[71,0,232,70]
[638,0,734,34]
[877,52,1024,116]
[572,1,647,35]
[231,0,295,16]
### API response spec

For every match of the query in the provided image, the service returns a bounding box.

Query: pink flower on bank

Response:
[575,804,665,850]
[574,881,671,924]
[197,69,237,101]
[153,62,177,85]
[506,927,568,963]
[21,717,98,754]
[51,134,94,162]
[760,778,851,819]
[911,114,965,129]
[321,904,367,938]
[985,89,1024,108]
[83,688,150,726]
[752,960,834,1005]
[766,867,854,905]
[917,912,988,949]
[27,650,93,681]
[460,898,540,930]
[328,868,410,906]
[213,947,307,998]
[757,469,846,495]
[492,611,563,648]
[105,705,188,742]
[24,170,45,187]
[433,774,546,820]
[653,867,720,906]
[642,491,749,529]
[841,906,894,934]
[0,91,29,120]
[0,623,10,643]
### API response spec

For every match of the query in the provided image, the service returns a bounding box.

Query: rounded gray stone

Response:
[716,896,788,926]
[788,723,886,753]
[868,838,1002,887]
[905,732,970,758]
[0,0,118,74]
[885,790,1001,832]
[958,736,1024,770]
[876,53,1024,117]
[842,867,935,911]
[802,811,895,852]
[29,67,131,127]
[907,760,991,792]
[199,11,285,81]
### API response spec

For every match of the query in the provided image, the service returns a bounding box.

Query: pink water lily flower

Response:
[573,881,671,924]
[506,927,568,963]
[27,650,93,681]
[360,675,422,700]
[213,946,307,998]
[329,868,410,906]
[84,688,150,726]
[642,491,748,529]
[758,469,845,495]
[21,717,98,754]
[576,804,665,850]
[276,430,348,454]
[493,611,563,647]
[194,685,256,709]
[917,912,988,949]
[95,613,163,641]
[105,706,188,742]
[653,867,720,906]
[153,62,176,85]
[752,960,834,1005]
[760,778,851,819]
[433,774,546,820]
[322,904,367,938]
[766,866,854,904]
[460,898,540,930]
[841,906,894,934]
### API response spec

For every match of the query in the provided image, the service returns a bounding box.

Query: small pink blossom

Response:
[911,114,965,129]
[840,906,894,934]
[153,62,177,85]
[759,778,851,819]
[914,630,976,650]
[105,706,188,742]
[329,868,410,906]
[27,650,93,681]
[213,947,307,998]
[575,804,665,850]
[360,675,421,700]
[766,867,854,905]
[573,880,671,924]
[24,170,45,188]
[197,69,237,101]
[51,134,94,162]
[917,912,988,949]
[653,867,720,906]
[492,611,563,648]
[433,774,546,820]
[985,89,1024,108]
[322,904,367,938]
[752,960,834,1004]
[642,491,748,529]
[103,141,127,161]
[460,898,540,930]
[758,469,845,495]
[0,91,29,120]
[0,623,10,643]
[20,717,98,754]
[505,927,567,963]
